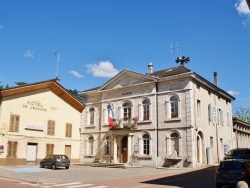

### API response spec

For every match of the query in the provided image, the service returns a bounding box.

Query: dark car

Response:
[40,154,70,170]
[215,160,250,188]
[224,148,250,161]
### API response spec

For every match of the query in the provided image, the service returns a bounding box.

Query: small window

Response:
[88,136,94,155]
[9,114,19,132]
[65,123,72,138]
[197,99,201,119]
[170,96,178,118]
[123,102,132,120]
[47,120,55,135]
[142,99,150,121]
[89,108,95,125]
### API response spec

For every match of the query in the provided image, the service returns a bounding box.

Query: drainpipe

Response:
[156,81,159,167]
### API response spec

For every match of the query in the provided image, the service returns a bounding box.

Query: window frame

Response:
[47,120,55,136]
[65,123,72,138]
[9,114,20,132]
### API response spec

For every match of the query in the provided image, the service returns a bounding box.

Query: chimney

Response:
[213,72,218,86]
[148,62,153,74]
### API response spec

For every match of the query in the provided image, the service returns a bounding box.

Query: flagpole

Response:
[55,52,60,78]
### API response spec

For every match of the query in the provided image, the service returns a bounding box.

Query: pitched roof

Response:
[149,66,191,78]
[0,79,85,112]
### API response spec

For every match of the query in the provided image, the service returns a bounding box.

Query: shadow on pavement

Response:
[141,166,218,188]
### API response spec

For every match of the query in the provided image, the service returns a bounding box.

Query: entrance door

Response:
[26,143,37,165]
[121,136,128,163]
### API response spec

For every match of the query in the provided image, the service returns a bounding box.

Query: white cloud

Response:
[235,0,250,15]
[23,50,35,58]
[227,90,239,96]
[235,0,250,25]
[69,70,83,78]
[86,61,119,78]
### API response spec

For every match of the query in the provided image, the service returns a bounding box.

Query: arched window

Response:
[170,132,180,156]
[142,133,150,155]
[104,136,111,155]
[170,96,178,118]
[89,108,95,125]
[142,99,150,121]
[123,102,131,120]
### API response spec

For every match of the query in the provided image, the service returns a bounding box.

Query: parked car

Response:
[224,148,250,161]
[215,159,250,188]
[40,154,70,170]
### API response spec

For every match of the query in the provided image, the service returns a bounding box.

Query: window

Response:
[142,133,150,155]
[170,96,178,118]
[104,136,111,155]
[210,137,213,147]
[142,99,150,121]
[197,99,201,119]
[123,102,131,120]
[47,120,55,135]
[65,123,72,137]
[208,104,212,122]
[7,141,17,157]
[89,108,94,125]
[88,136,94,155]
[46,144,54,156]
[9,114,19,132]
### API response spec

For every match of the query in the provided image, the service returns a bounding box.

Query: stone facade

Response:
[79,66,235,168]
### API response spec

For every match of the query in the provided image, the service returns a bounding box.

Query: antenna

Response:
[170,42,181,56]
[55,51,60,78]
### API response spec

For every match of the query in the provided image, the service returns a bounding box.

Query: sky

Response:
[0,0,250,113]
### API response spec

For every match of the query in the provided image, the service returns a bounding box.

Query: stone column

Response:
[127,133,133,162]
[113,135,117,163]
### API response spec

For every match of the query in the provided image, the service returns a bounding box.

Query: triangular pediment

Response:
[99,70,156,91]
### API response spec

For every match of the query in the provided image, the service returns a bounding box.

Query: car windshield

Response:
[220,161,243,170]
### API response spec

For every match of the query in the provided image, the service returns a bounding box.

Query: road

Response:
[0,164,218,188]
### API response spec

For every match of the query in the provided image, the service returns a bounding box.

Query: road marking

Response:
[53,182,82,186]
[67,184,94,188]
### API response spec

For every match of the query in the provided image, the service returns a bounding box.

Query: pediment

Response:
[99,70,156,91]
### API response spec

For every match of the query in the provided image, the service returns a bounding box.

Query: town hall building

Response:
[79,61,235,168]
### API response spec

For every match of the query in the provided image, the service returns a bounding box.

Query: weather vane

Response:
[175,56,190,66]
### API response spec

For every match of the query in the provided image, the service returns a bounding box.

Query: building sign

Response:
[23,100,47,112]
[25,124,44,131]
[122,92,132,96]
[0,145,4,153]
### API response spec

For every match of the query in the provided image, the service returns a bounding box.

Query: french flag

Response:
[108,105,115,128]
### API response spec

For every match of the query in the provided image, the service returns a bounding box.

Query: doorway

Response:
[26,143,37,165]
[121,136,128,163]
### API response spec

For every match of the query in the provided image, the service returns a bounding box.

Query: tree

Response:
[234,107,250,123]
[67,89,82,100]
[15,82,27,86]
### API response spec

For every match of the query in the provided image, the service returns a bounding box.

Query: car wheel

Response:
[65,166,69,169]
[40,163,44,168]
[52,164,56,170]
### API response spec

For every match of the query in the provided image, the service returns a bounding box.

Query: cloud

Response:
[86,61,119,78]
[235,0,250,25]
[235,0,250,15]
[69,70,83,78]
[23,50,35,58]
[0,25,3,30]
[227,90,239,96]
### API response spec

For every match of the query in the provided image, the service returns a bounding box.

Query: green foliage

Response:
[234,107,250,123]
[67,89,82,100]
[15,82,27,86]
